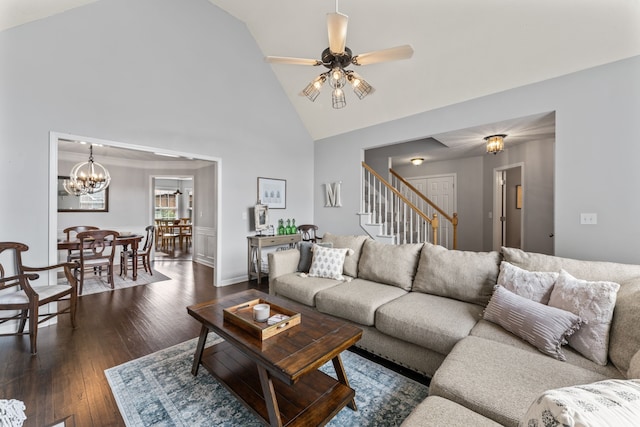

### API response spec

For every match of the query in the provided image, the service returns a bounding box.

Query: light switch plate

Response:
[580,213,597,225]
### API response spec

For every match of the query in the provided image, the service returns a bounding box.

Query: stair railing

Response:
[390,169,458,249]
[362,162,439,245]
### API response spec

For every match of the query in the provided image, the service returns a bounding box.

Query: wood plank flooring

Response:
[0,259,267,427]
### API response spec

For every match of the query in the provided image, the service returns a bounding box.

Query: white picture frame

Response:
[254,204,269,233]
[257,177,286,209]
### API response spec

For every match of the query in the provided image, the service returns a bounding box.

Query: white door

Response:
[407,174,456,248]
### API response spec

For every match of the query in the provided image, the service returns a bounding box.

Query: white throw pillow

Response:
[548,269,620,365]
[308,245,349,280]
[521,379,640,427]
[497,261,558,304]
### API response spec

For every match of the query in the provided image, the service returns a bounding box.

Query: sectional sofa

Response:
[267,233,640,426]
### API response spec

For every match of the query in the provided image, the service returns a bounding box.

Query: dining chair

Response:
[74,230,119,294]
[0,242,78,355]
[120,225,154,277]
[297,224,322,243]
[62,226,100,262]
[159,221,180,256]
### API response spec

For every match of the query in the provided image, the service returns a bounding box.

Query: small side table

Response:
[247,234,301,284]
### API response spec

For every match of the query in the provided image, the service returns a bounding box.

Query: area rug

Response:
[105,335,429,426]
[70,267,171,296]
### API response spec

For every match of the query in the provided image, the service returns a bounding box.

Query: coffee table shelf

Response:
[200,340,354,426]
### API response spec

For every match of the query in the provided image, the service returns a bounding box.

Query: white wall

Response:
[315,56,640,264]
[0,0,314,284]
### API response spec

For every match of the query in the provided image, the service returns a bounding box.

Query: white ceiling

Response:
[3,0,640,159]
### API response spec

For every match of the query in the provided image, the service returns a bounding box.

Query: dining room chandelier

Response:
[68,145,111,194]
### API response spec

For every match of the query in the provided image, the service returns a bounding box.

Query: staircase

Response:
[360,162,458,248]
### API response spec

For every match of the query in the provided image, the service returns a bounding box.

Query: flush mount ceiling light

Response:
[485,134,507,155]
[410,157,424,166]
[266,0,413,109]
[68,145,111,194]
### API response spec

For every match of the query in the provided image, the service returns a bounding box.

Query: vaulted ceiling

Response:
[2,0,639,142]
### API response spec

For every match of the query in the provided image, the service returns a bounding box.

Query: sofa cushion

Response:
[413,243,500,305]
[502,247,640,375]
[297,241,332,273]
[497,261,558,304]
[483,285,582,361]
[357,240,423,291]
[470,319,624,378]
[315,279,407,326]
[429,336,613,427]
[501,246,640,283]
[321,233,370,277]
[308,245,350,280]
[521,379,640,427]
[629,350,640,379]
[548,269,620,366]
[376,292,483,356]
[401,396,503,427]
[271,273,342,307]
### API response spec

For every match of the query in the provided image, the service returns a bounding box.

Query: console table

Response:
[247,234,301,284]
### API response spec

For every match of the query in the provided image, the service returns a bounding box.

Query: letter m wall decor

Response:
[325,182,342,207]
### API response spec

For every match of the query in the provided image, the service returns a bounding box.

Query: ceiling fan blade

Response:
[265,56,322,66]
[327,12,348,55]
[352,44,414,66]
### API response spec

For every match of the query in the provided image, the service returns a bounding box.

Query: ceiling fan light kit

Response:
[266,1,413,109]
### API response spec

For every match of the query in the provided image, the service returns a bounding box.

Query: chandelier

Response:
[485,134,507,155]
[68,145,111,195]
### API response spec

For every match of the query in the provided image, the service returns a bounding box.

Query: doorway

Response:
[492,164,524,251]
[49,131,222,286]
[153,176,194,261]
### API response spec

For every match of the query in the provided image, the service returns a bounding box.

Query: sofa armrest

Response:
[268,249,300,283]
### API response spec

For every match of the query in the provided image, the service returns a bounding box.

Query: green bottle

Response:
[278,219,285,235]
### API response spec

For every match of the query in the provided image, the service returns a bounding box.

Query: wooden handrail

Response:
[362,162,435,226]
[390,169,455,223]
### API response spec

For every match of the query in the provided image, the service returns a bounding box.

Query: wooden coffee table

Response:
[187,289,363,427]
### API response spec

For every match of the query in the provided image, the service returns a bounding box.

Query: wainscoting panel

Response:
[194,226,216,268]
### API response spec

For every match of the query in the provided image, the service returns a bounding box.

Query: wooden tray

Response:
[223,298,301,340]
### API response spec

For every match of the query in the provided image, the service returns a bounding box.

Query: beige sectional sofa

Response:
[268,233,640,426]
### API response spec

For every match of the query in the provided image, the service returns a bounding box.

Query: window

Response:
[155,190,178,219]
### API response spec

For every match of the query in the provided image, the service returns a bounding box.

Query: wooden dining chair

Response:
[74,230,119,294]
[120,225,154,277]
[159,221,180,256]
[297,224,321,243]
[63,226,99,262]
[0,242,78,355]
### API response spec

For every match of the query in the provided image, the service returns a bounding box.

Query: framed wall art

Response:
[257,177,286,209]
[516,185,523,209]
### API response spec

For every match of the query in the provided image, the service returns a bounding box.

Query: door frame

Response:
[49,131,222,286]
[492,162,524,251]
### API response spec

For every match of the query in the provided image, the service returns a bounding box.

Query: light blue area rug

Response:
[105,335,429,426]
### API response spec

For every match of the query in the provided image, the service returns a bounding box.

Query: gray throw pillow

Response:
[297,241,332,273]
[484,285,582,361]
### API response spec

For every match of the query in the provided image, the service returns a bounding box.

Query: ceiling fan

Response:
[265,1,414,109]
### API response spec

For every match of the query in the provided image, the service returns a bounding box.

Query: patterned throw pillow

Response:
[308,245,349,280]
[521,379,640,427]
[297,241,333,273]
[548,269,620,365]
[497,261,558,304]
[483,285,582,361]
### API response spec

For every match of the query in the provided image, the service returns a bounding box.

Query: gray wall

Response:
[0,0,314,284]
[315,56,640,264]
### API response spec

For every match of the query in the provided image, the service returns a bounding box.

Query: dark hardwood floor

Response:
[0,259,267,427]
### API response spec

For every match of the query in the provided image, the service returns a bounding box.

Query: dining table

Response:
[57,234,144,279]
